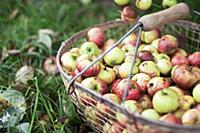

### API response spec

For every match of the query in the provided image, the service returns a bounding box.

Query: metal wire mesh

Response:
[57,20,200,133]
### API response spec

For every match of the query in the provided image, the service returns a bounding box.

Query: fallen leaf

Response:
[38,34,52,49]
[15,65,34,84]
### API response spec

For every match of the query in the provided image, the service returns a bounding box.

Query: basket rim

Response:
[56,19,200,132]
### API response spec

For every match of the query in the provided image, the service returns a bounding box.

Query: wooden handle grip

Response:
[138,3,190,31]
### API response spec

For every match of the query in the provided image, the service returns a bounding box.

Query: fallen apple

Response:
[135,0,152,10]
[139,61,160,77]
[121,6,137,23]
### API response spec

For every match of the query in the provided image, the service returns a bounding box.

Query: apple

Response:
[159,113,181,125]
[121,44,135,55]
[162,0,177,8]
[132,73,151,92]
[173,109,186,119]
[151,38,160,49]
[171,65,200,89]
[114,0,130,6]
[153,88,179,113]
[179,95,195,110]
[81,77,108,95]
[139,61,160,77]
[43,56,58,75]
[111,79,141,101]
[168,86,184,97]
[61,52,77,74]
[141,29,160,43]
[171,55,189,66]
[138,94,152,110]
[141,109,160,120]
[87,27,105,47]
[109,122,124,133]
[141,45,158,56]
[182,109,200,125]
[97,66,116,85]
[71,69,82,82]
[76,54,101,77]
[103,39,116,51]
[138,50,154,61]
[121,6,137,23]
[104,47,125,67]
[147,77,171,96]
[118,62,139,78]
[154,53,170,62]
[196,104,200,111]
[79,42,100,56]
[135,0,152,10]
[171,48,187,57]
[193,83,200,103]
[158,35,178,54]
[156,59,172,75]
[188,52,200,67]
[122,33,138,46]
[124,54,141,65]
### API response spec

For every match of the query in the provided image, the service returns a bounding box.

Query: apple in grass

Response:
[111,79,141,101]
[79,42,100,56]
[121,6,137,23]
[193,83,200,103]
[171,55,189,66]
[76,54,101,77]
[135,0,152,11]
[139,61,160,77]
[158,35,178,54]
[141,29,160,44]
[179,95,195,110]
[103,39,116,51]
[152,88,180,113]
[87,27,105,47]
[188,51,200,67]
[104,47,125,67]
[61,52,77,74]
[81,77,108,95]
[132,73,151,92]
[157,59,172,75]
[147,77,172,96]
[138,50,154,61]
[171,65,200,90]
[182,109,200,125]
[97,66,116,85]
[162,0,177,8]
[159,113,181,125]
[122,33,138,46]
[141,109,160,120]
[114,0,130,6]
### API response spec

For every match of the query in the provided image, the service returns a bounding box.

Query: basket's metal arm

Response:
[67,22,143,94]
[122,26,143,102]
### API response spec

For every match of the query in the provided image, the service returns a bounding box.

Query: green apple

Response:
[154,53,170,62]
[141,45,158,56]
[104,47,125,67]
[156,59,172,75]
[139,61,160,77]
[97,66,116,85]
[151,38,160,49]
[141,109,160,120]
[141,29,160,43]
[135,0,152,10]
[193,83,200,103]
[118,62,139,78]
[179,95,195,110]
[79,42,100,56]
[153,88,179,113]
[162,0,177,8]
[61,52,77,74]
[114,0,130,6]
[122,44,136,55]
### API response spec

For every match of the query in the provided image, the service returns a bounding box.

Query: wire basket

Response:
[57,19,200,133]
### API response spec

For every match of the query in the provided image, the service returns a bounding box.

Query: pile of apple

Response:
[61,27,200,132]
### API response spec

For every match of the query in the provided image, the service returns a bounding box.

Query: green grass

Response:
[0,0,199,132]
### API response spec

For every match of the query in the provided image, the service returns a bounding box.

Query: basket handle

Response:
[138,3,190,31]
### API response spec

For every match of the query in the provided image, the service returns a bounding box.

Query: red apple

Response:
[158,35,178,54]
[188,52,200,67]
[111,79,141,101]
[103,39,116,51]
[160,113,182,125]
[76,54,101,77]
[138,50,154,61]
[43,56,58,75]
[121,5,137,23]
[171,55,189,66]
[122,33,138,46]
[171,65,200,89]
[132,73,151,92]
[71,69,82,82]
[171,48,187,57]
[147,77,172,96]
[87,27,105,47]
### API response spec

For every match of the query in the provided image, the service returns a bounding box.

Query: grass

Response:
[0,0,199,132]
